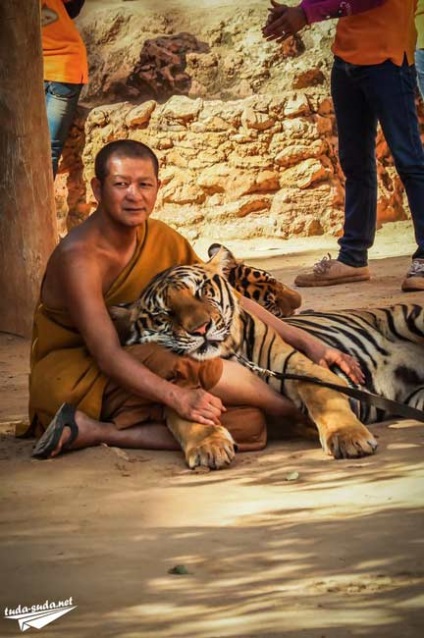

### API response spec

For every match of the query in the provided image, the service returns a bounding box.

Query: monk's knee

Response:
[221,406,267,451]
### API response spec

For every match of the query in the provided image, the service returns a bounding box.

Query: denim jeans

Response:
[416,49,424,100]
[44,81,83,177]
[331,56,424,266]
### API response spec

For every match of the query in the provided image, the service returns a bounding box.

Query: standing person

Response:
[41,0,88,177]
[416,0,424,99]
[28,139,362,462]
[263,0,424,292]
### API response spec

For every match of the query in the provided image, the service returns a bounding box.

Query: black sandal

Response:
[32,403,78,459]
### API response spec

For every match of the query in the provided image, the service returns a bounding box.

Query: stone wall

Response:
[56,0,421,242]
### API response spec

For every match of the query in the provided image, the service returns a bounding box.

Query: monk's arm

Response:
[57,249,223,425]
[239,296,364,384]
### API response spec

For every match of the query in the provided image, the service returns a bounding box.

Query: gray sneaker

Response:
[401,259,424,292]
[294,254,371,287]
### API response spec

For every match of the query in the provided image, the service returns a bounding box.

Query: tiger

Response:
[217,246,424,422]
[207,243,302,318]
[111,246,423,469]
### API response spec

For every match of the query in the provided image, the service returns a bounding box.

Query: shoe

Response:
[32,403,78,459]
[401,258,424,292]
[294,254,371,287]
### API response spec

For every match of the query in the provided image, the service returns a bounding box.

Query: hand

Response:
[262,2,307,43]
[310,346,365,385]
[172,387,226,426]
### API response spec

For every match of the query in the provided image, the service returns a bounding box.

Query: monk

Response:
[28,140,363,463]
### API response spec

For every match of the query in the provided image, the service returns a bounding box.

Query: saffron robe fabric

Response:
[26,220,198,435]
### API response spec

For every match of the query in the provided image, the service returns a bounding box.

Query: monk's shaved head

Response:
[95,140,159,184]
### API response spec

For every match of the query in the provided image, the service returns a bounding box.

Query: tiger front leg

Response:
[284,354,378,459]
[300,384,378,459]
[165,408,236,469]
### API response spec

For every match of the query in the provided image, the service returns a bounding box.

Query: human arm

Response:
[300,0,387,24]
[56,246,224,426]
[239,295,364,384]
[63,0,85,19]
[263,0,387,42]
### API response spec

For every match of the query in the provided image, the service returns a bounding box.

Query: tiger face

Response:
[116,251,241,361]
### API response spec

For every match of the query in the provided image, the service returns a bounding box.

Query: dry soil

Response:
[0,221,423,637]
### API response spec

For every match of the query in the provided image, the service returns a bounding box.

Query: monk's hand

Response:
[173,387,225,426]
[314,347,365,385]
[262,1,307,43]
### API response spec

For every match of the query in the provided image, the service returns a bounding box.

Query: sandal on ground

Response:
[32,403,78,459]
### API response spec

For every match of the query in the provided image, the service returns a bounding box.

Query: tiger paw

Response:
[185,425,236,470]
[322,423,378,459]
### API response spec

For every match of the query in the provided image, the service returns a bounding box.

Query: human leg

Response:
[37,344,290,459]
[165,357,305,468]
[101,348,299,453]
[294,58,376,287]
[102,361,269,452]
[116,344,300,422]
[43,409,180,459]
[33,343,219,458]
[370,58,424,289]
[212,358,302,419]
[220,406,267,451]
[44,81,83,177]
[333,58,379,268]
[415,49,424,100]
[372,59,424,258]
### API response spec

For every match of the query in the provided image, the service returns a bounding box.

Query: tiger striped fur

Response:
[207,243,302,318]
[109,246,424,467]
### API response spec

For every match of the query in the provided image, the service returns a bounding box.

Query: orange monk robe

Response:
[25,219,199,436]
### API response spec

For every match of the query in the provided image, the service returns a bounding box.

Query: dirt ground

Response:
[1,221,423,638]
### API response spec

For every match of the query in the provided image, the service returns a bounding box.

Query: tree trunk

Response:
[0,0,57,337]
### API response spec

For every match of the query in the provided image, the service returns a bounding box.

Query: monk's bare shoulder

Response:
[42,221,105,308]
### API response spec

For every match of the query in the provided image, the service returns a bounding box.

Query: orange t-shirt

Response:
[42,0,88,84]
[333,0,417,66]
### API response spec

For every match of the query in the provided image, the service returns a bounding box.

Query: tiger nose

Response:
[190,320,211,335]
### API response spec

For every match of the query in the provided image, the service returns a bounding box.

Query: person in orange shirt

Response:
[263,1,424,292]
[42,0,88,177]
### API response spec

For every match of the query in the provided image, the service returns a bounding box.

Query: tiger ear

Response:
[207,243,238,276]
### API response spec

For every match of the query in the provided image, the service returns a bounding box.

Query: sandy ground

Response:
[1,221,423,637]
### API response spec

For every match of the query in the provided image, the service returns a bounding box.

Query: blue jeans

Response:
[44,81,83,177]
[331,56,424,266]
[416,49,424,100]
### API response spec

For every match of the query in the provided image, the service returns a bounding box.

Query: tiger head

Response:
[207,243,301,318]
[112,247,240,360]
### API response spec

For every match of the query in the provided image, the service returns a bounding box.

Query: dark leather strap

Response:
[271,371,424,423]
